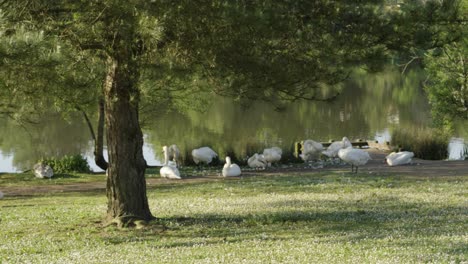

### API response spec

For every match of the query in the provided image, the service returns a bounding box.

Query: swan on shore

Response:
[338,147,371,173]
[160,161,181,179]
[300,139,324,161]
[222,156,241,177]
[263,147,282,167]
[163,145,181,167]
[386,151,414,166]
[192,146,218,165]
[247,153,267,169]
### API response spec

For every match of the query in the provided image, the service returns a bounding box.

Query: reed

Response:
[391,128,449,160]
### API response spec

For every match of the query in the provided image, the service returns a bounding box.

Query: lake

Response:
[0,67,466,172]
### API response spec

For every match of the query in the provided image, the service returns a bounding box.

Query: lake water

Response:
[0,68,466,172]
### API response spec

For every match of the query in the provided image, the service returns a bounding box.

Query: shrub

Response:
[391,128,449,160]
[39,155,91,173]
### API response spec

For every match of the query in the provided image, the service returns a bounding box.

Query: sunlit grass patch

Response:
[0,173,467,263]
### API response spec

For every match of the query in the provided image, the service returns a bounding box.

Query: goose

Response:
[160,161,181,179]
[247,153,267,169]
[300,139,324,161]
[192,146,218,165]
[222,156,241,177]
[386,151,414,166]
[322,137,352,158]
[338,147,371,173]
[163,144,181,167]
[263,147,282,167]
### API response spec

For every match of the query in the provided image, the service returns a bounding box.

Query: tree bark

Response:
[103,55,153,225]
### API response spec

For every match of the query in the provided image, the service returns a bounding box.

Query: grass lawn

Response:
[0,171,467,263]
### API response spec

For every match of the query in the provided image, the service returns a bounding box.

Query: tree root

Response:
[103,215,161,230]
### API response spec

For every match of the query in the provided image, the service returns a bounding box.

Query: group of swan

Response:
[160,139,416,178]
[160,145,285,179]
[321,137,352,158]
[305,136,414,173]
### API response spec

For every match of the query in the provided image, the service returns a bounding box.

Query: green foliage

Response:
[39,155,90,174]
[391,128,449,160]
[424,39,468,127]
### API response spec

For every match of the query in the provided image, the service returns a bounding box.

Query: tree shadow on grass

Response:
[100,201,467,251]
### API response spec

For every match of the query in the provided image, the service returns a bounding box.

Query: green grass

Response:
[0,172,467,263]
[0,172,104,187]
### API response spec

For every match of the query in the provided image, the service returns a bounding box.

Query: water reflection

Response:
[0,68,466,172]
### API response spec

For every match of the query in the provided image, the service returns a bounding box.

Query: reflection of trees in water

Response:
[0,68,445,168]
[145,67,431,162]
[0,114,91,170]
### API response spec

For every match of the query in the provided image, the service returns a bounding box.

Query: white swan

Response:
[222,156,241,177]
[192,146,218,165]
[300,139,324,161]
[263,147,282,167]
[338,147,371,173]
[247,153,267,169]
[322,137,352,158]
[386,151,414,166]
[160,161,181,179]
[163,144,181,167]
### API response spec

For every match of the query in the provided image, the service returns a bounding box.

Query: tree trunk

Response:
[94,98,108,171]
[103,56,153,225]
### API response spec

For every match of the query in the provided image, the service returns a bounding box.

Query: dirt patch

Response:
[2,149,467,197]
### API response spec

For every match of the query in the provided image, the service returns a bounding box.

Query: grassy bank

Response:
[0,172,467,263]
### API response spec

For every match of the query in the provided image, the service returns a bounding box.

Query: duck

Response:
[192,146,218,165]
[300,139,324,161]
[386,151,414,166]
[338,147,371,173]
[222,156,241,177]
[160,161,181,179]
[263,147,282,167]
[163,144,181,167]
[247,153,267,169]
[322,137,352,158]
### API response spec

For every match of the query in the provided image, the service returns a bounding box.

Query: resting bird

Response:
[222,156,241,177]
[33,163,54,179]
[263,147,282,167]
[160,161,181,179]
[192,146,218,165]
[300,139,324,161]
[247,153,267,169]
[386,151,414,166]
[163,144,181,167]
[322,137,352,158]
[338,147,371,173]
